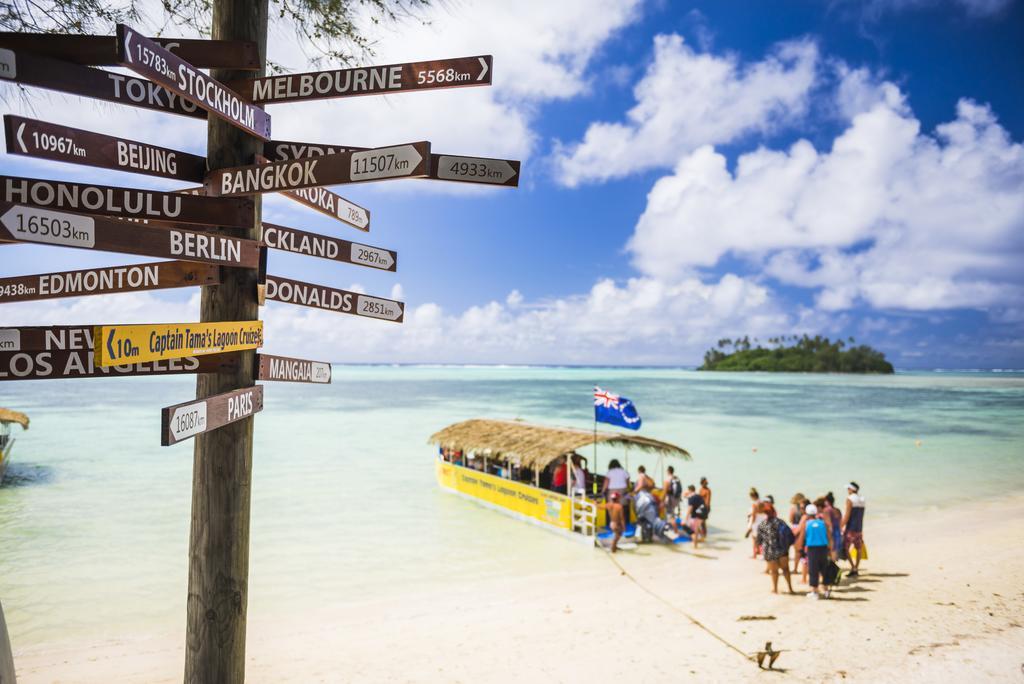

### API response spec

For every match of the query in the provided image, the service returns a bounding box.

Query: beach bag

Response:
[777,519,795,550]
[850,543,869,561]
[823,560,842,586]
[668,477,682,499]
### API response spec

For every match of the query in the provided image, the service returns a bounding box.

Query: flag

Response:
[594,386,642,431]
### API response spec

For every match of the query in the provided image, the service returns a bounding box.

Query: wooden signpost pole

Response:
[184,0,267,680]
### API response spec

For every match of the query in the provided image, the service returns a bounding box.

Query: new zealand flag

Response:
[593,386,642,431]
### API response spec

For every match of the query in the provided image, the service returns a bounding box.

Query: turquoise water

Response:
[1,368,1022,646]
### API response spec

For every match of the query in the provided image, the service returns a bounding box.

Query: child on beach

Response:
[598,492,626,552]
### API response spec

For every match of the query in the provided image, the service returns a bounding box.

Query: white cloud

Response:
[626,74,1024,313]
[553,34,820,186]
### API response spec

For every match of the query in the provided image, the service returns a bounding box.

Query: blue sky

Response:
[1,0,1022,367]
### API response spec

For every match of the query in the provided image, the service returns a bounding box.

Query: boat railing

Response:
[570,491,596,539]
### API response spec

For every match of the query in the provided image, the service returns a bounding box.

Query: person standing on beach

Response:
[842,482,867,576]
[756,503,795,594]
[746,488,765,558]
[699,477,712,536]
[823,492,843,561]
[797,503,834,599]
[599,492,626,552]
[684,485,708,548]
[663,465,682,522]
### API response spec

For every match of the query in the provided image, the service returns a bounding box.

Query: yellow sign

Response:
[435,459,571,530]
[93,321,264,367]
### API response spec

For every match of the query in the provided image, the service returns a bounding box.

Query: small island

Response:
[699,335,894,373]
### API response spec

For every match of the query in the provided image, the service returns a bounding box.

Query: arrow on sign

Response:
[106,328,116,360]
[15,121,26,153]
[477,56,488,81]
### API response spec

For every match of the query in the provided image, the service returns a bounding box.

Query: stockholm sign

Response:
[0,203,262,268]
[93,321,264,367]
[115,24,271,140]
[161,385,264,446]
[230,55,492,105]
[206,142,430,196]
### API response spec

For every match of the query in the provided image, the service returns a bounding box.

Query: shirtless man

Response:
[699,476,712,536]
[600,492,627,552]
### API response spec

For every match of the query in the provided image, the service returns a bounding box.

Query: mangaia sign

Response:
[115,24,271,140]
[256,353,331,384]
[0,176,253,227]
[0,260,219,303]
[161,385,264,446]
[0,203,262,268]
[4,115,207,183]
[93,320,264,367]
[228,55,492,105]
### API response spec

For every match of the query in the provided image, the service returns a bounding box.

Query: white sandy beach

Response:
[11,495,1024,683]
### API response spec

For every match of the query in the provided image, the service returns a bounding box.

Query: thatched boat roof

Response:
[0,408,29,430]
[429,419,689,469]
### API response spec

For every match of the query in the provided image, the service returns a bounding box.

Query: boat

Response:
[430,418,690,543]
[0,408,30,485]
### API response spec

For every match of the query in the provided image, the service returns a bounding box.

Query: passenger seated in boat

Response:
[635,487,675,542]
[602,458,630,502]
[569,453,587,495]
[550,456,568,492]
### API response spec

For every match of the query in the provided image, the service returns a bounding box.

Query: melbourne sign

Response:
[230,55,492,105]
[93,320,264,367]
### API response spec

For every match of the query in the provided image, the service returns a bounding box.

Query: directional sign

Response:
[0,349,238,381]
[93,320,264,367]
[0,48,205,120]
[229,55,492,105]
[0,176,252,227]
[0,203,262,268]
[256,353,331,384]
[161,385,264,446]
[262,223,395,271]
[206,142,431,196]
[0,32,260,69]
[115,24,271,140]
[264,275,404,322]
[4,115,207,183]
[280,187,370,232]
[265,139,519,187]
[0,260,219,303]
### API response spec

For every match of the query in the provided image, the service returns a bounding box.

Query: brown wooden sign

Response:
[0,32,259,69]
[0,176,252,227]
[0,260,219,303]
[4,115,207,183]
[206,142,430,196]
[0,48,206,120]
[256,353,331,384]
[280,188,370,232]
[229,55,493,105]
[0,202,261,267]
[265,139,519,187]
[0,348,238,381]
[262,222,395,271]
[264,275,404,322]
[161,385,264,446]
[1,324,109,351]
[115,24,271,140]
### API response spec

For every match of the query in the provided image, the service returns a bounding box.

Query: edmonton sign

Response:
[115,24,271,140]
[229,55,492,105]
[161,385,264,446]
[93,320,264,367]
[0,260,219,303]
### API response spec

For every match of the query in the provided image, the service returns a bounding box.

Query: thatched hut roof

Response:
[0,408,29,430]
[429,419,689,469]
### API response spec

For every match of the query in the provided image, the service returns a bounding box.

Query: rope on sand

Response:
[600,547,757,667]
